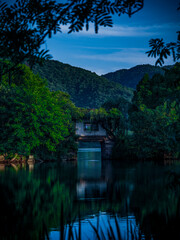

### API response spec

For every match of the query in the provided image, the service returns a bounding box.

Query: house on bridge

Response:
[76,121,106,140]
[76,121,113,159]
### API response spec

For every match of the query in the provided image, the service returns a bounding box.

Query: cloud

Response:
[76,48,148,61]
[60,23,179,37]
[75,47,174,72]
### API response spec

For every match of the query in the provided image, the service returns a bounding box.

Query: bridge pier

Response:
[78,136,114,160]
[76,122,114,159]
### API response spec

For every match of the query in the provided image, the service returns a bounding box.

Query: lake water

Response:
[0,142,180,240]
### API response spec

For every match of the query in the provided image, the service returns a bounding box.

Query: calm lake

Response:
[0,142,180,240]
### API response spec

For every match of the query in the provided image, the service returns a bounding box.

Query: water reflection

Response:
[77,150,101,179]
[49,213,139,240]
[77,142,107,200]
[0,153,180,239]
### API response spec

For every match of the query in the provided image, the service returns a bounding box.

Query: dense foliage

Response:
[33,60,133,108]
[0,63,80,160]
[89,107,125,140]
[129,64,180,160]
[87,97,129,139]
[102,64,165,89]
[99,65,180,160]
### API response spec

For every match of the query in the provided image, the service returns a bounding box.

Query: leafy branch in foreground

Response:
[0,0,144,75]
[146,4,180,66]
[146,38,180,66]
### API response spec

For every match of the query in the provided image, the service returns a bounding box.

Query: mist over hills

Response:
[33,60,133,108]
[102,64,165,89]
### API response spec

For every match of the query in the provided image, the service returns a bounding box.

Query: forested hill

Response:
[33,60,133,108]
[102,64,165,89]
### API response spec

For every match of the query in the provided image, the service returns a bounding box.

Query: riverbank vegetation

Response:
[0,61,179,162]
[87,64,180,161]
[129,64,180,160]
[114,64,180,160]
[0,62,81,161]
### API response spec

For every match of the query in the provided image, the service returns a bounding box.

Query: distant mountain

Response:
[102,64,166,89]
[33,60,133,108]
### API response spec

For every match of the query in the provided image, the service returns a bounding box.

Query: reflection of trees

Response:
[0,162,132,239]
[0,162,180,239]
[0,168,72,240]
[129,163,180,240]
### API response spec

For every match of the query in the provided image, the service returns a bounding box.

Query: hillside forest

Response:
[33,60,133,108]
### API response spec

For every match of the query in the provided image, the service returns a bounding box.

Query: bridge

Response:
[76,121,114,159]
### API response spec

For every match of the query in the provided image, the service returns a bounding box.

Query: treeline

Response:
[0,62,82,160]
[0,61,179,161]
[129,64,180,160]
[33,60,133,108]
[0,60,132,161]
[102,64,166,89]
[90,64,180,160]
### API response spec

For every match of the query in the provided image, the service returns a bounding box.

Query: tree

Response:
[130,102,179,159]
[146,38,180,66]
[129,65,180,159]
[0,64,80,159]
[146,4,180,66]
[0,0,144,75]
[89,107,126,141]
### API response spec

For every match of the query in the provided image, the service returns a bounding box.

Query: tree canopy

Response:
[129,64,180,159]
[0,64,80,159]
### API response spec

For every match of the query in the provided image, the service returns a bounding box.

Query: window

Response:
[84,122,99,132]
[84,123,91,132]
[91,123,99,131]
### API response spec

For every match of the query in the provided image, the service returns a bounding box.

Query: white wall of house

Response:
[76,122,106,136]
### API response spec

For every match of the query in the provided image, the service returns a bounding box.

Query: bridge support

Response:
[78,136,114,160]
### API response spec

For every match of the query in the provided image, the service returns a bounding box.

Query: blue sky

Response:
[6,0,180,74]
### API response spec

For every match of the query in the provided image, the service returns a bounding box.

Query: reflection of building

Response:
[78,148,101,179]
[77,181,107,200]
[77,144,108,200]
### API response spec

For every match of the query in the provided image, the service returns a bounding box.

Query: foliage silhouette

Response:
[146,5,180,66]
[0,0,144,77]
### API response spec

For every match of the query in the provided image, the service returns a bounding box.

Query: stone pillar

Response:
[28,155,35,171]
[0,164,5,171]
[28,155,35,163]
[0,155,5,162]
